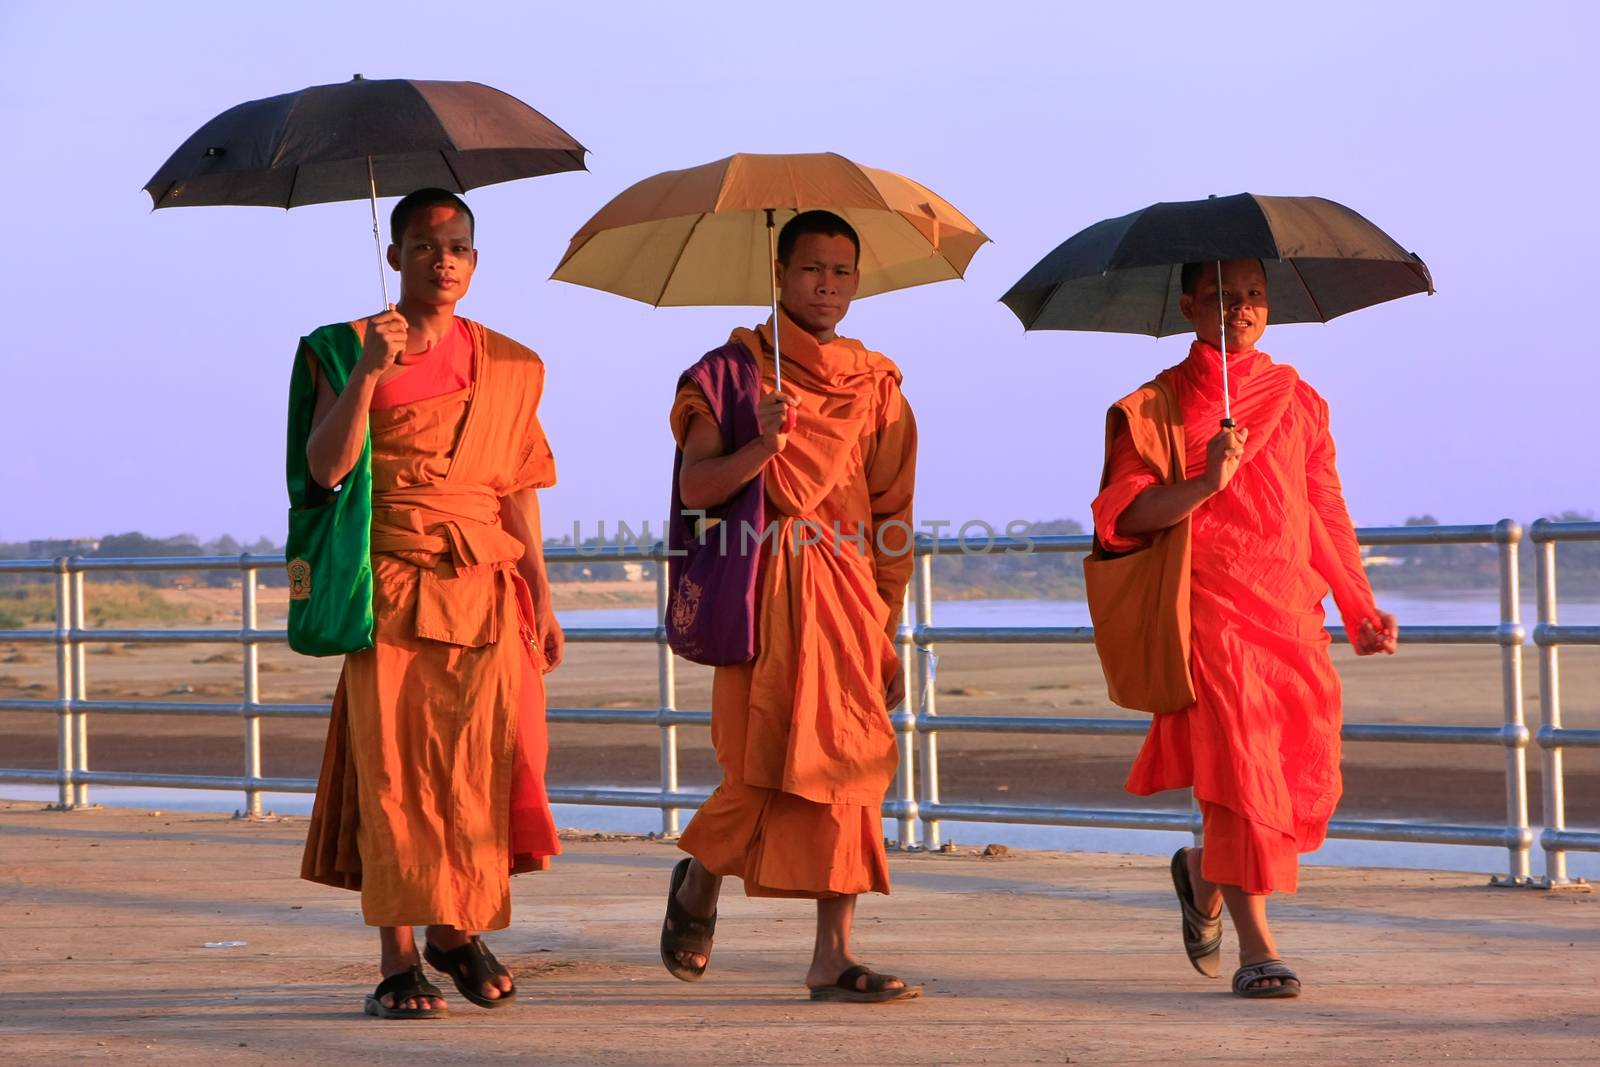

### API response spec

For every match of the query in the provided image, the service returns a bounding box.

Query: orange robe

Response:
[1092,341,1378,895]
[300,317,561,931]
[674,310,918,898]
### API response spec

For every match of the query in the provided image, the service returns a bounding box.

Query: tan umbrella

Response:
[552,152,988,384]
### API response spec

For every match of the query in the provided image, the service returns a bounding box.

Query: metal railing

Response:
[0,519,1586,886]
[909,523,1535,886]
[1531,519,1600,887]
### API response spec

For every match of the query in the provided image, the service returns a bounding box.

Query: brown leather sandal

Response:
[660,857,717,982]
[808,965,922,1003]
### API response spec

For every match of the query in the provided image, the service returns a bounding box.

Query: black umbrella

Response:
[1000,193,1432,424]
[145,74,586,303]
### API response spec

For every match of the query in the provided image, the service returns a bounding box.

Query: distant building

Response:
[25,539,101,559]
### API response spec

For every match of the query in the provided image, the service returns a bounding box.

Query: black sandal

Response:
[363,965,447,1019]
[1232,958,1302,998]
[808,964,922,1003]
[423,936,517,1009]
[1171,847,1223,978]
[660,857,717,982]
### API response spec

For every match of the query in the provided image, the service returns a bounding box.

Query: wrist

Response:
[350,361,386,390]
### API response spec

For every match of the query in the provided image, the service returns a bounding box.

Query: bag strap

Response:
[286,322,365,507]
[1091,375,1188,558]
[1149,375,1186,487]
[1098,375,1186,491]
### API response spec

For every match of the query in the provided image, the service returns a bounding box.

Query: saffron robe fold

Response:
[1091,341,1378,894]
[674,309,918,898]
[299,317,561,931]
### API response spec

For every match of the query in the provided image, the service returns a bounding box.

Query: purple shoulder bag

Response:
[665,341,768,665]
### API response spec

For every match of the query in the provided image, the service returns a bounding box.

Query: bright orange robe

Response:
[301,317,561,930]
[1092,341,1378,895]
[674,310,918,898]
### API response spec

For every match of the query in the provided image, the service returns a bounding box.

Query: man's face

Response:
[774,232,860,339]
[1180,259,1269,352]
[387,205,477,307]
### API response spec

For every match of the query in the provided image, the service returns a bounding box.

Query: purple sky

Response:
[4,2,1596,546]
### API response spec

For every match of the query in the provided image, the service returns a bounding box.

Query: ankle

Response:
[680,864,720,910]
[1238,941,1279,964]
[380,948,419,974]
[808,950,855,979]
[424,925,473,950]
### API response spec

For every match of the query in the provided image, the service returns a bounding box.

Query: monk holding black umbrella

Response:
[1003,194,1416,998]
[148,77,586,1019]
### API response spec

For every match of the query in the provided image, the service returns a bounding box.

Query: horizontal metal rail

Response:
[3,517,1591,889]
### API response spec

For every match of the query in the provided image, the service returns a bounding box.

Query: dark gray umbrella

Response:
[1000,193,1432,335]
[1000,192,1432,424]
[145,75,586,302]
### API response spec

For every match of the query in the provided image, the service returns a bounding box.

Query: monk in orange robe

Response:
[1091,259,1398,998]
[660,210,921,1003]
[297,189,564,1018]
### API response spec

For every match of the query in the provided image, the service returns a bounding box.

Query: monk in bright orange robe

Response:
[298,190,564,1019]
[660,211,921,1003]
[1092,259,1397,998]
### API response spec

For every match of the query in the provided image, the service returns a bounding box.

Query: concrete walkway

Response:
[1,801,1596,1065]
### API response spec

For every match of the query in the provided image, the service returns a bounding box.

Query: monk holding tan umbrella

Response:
[556,152,987,1002]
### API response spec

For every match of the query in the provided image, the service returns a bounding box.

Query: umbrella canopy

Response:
[144,75,586,209]
[551,152,988,306]
[1001,193,1432,336]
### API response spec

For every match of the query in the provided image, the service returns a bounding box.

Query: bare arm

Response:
[677,389,798,510]
[500,487,564,670]
[1304,394,1397,656]
[1115,426,1248,538]
[305,310,408,488]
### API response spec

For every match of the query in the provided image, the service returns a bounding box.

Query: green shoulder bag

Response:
[284,322,375,656]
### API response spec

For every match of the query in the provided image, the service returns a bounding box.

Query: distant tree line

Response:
[4,512,1596,599]
[0,532,289,588]
[1371,513,1600,593]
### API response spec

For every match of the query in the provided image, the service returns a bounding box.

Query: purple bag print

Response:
[665,341,768,665]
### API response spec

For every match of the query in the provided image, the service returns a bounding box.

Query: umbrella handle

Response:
[368,156,390,308]
[766,209,781,391]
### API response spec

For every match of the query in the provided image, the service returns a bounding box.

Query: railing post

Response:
[51,558,75,810]
[915,540,942,851]
[241,559,265,819]
[890,586,918,849]
[70,563,90,808]
[1534,529,1567,885]
[655,546,681,838]
[1491,520,1532,886]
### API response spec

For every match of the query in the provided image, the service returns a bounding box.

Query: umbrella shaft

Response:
[368,157,390,308]
[766,210,781,389]
[1217,260,1230,424]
